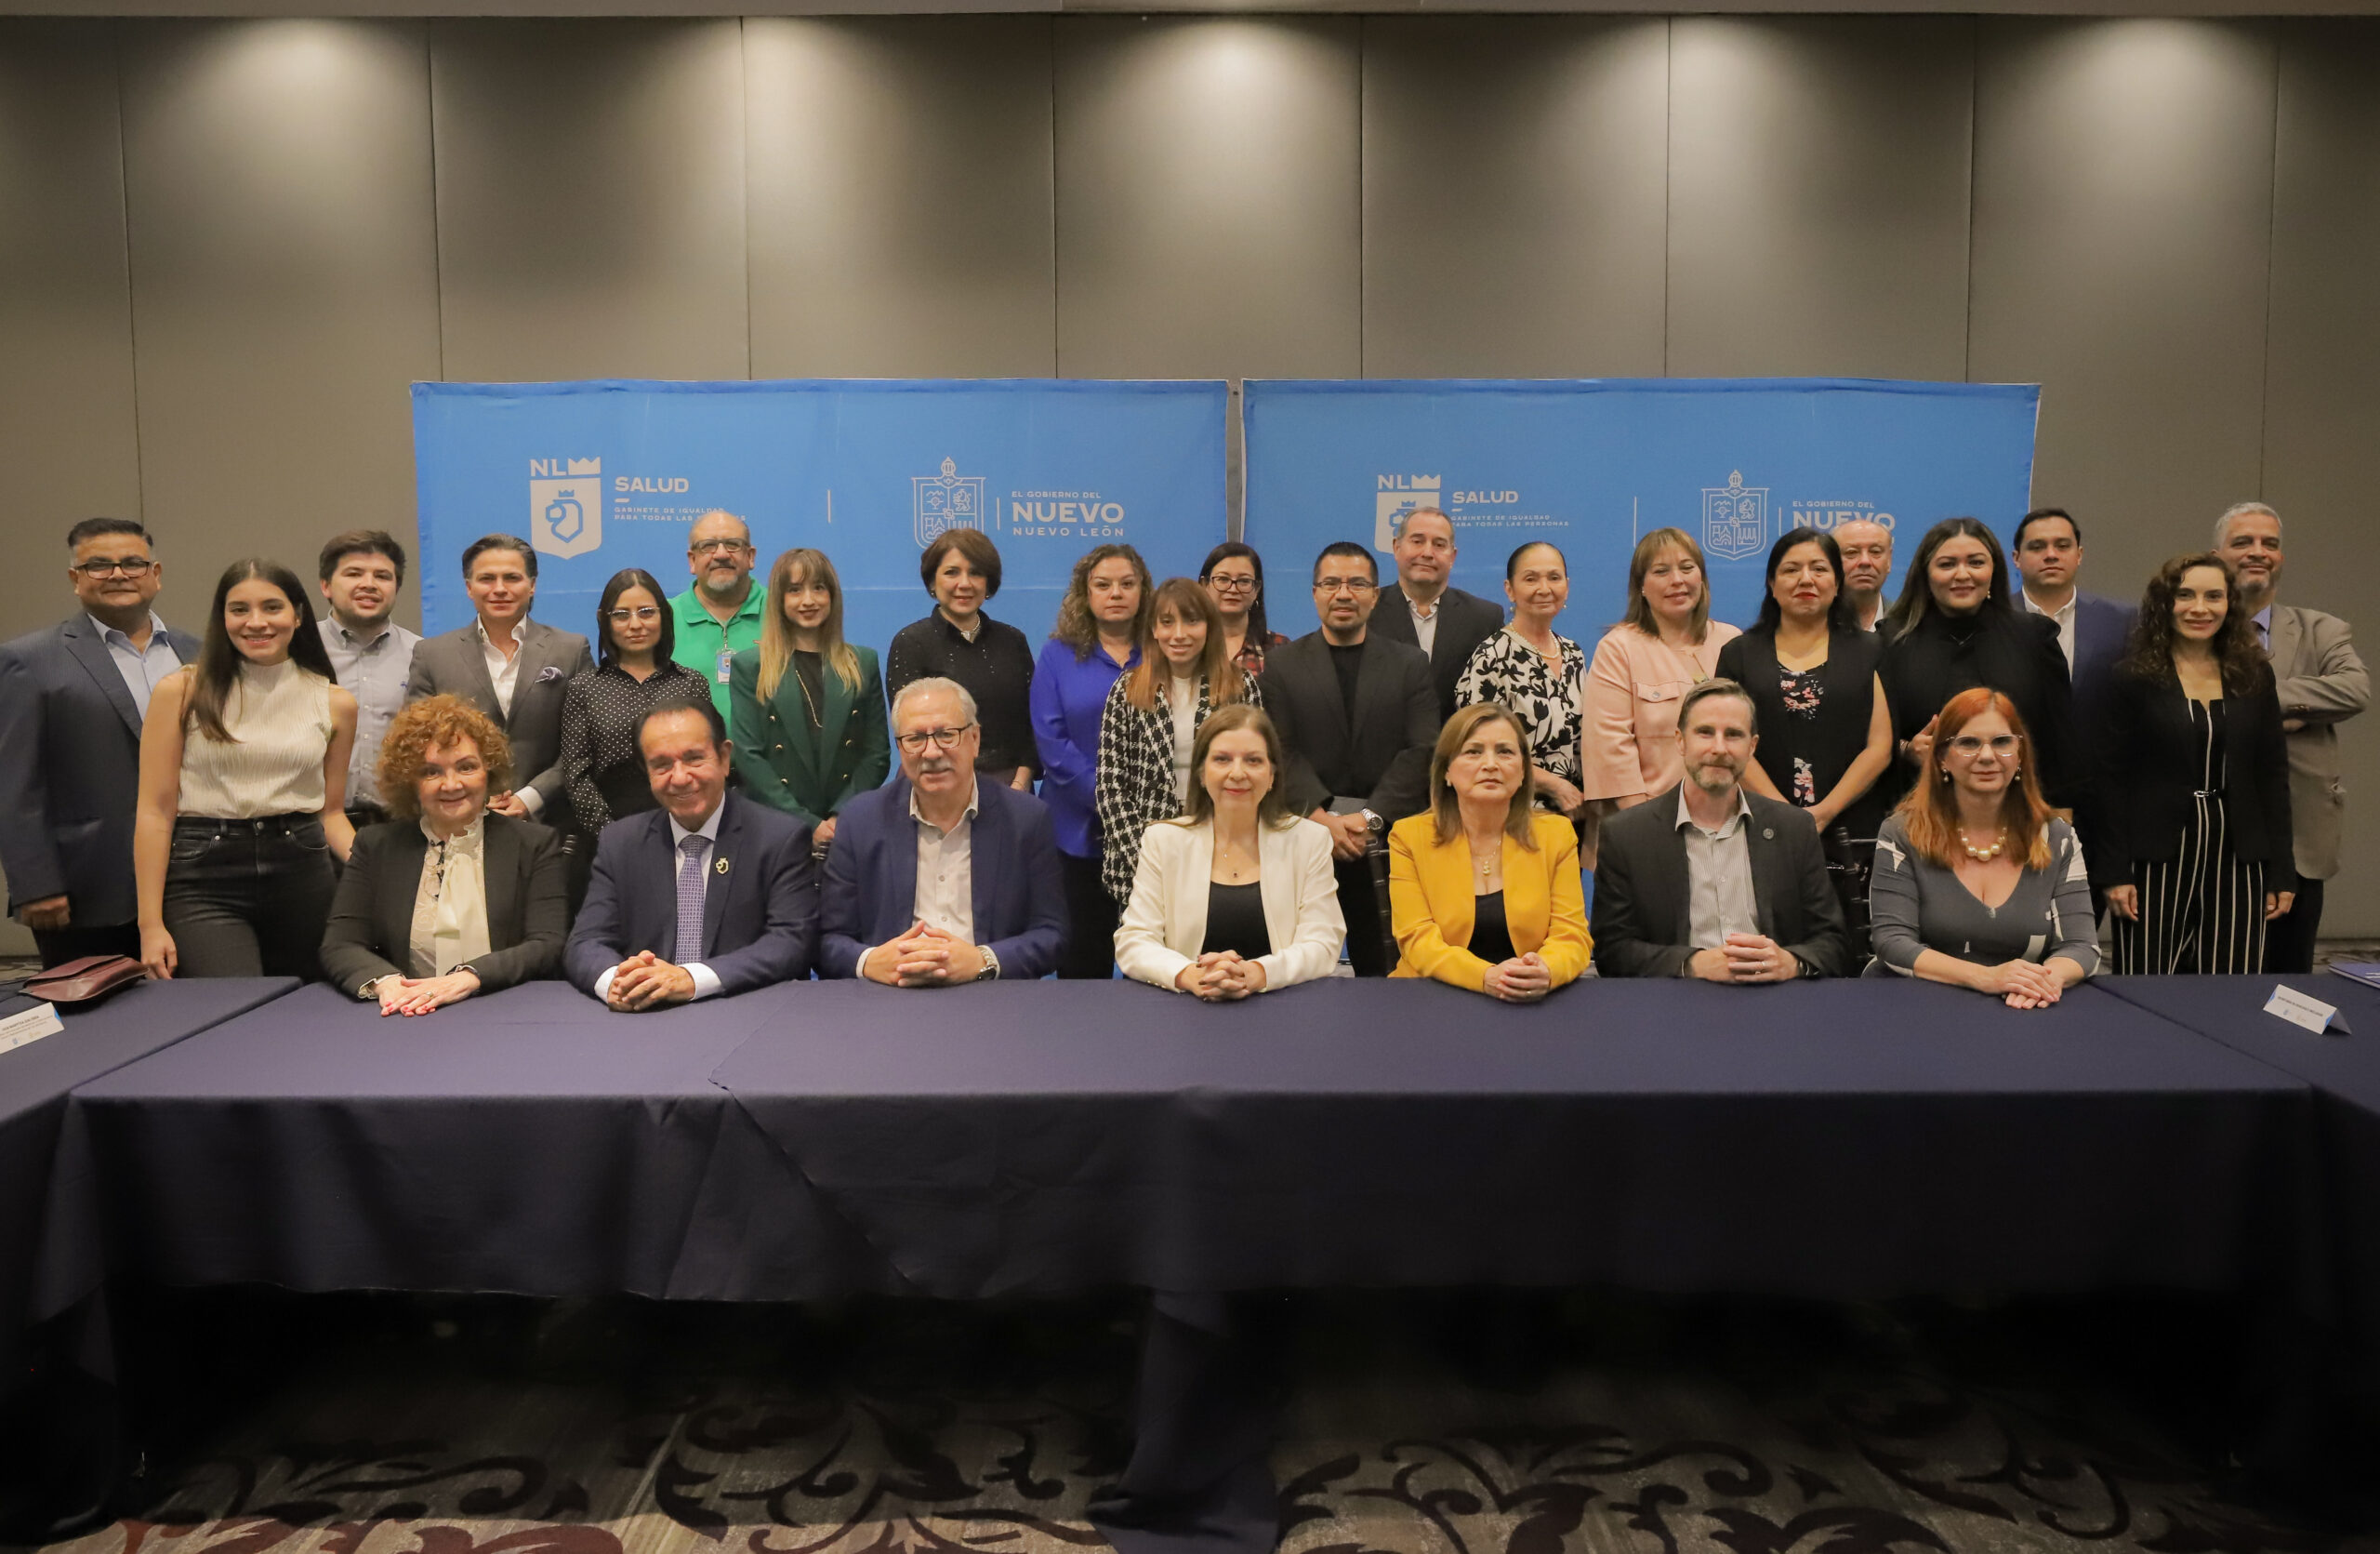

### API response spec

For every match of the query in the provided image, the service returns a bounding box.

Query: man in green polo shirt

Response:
[670,510,766,714]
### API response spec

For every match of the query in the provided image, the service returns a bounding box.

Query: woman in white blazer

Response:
[1115,704,1345,998]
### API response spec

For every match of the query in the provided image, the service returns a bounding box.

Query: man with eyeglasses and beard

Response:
[819,677,1068,984]
[0,519,201,967]
[670,510,766,718]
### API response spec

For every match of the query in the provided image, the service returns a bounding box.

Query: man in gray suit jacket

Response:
[0,520,201,966]
[1367,507,1505,724]
[1591,681,1852,980]
[2219,503,2371,971]
[403,533,593,824]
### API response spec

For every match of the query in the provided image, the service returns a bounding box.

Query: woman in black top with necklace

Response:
[557,568,713,832]
[884,528,1038,789]
[1716,527,1893,936]
[1877,517,2082,815]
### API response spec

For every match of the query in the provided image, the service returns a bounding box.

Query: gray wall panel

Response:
[1361,16,1667,379]
[1666,16,1974,379]
[1054,16,1359,379]
[2263,19,2380,933]
[431,18,748,381]
[1968,18,2277,591]
[120,19,441,616]
[0,20,141,638]
[746,16,1055,377]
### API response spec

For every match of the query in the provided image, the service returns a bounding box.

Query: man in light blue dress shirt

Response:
[315,529,420,827]
[0,519,200,966]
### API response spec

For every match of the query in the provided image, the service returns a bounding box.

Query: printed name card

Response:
[2265,984,2347,1035]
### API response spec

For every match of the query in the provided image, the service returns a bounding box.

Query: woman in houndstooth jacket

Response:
[1094,578,1261,904]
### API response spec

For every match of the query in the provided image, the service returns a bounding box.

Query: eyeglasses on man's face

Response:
[1313,577,1376,596]
[896,724,975,753]
[1948,735,2019,757]
[690,538,750,556]
[74,557,154,578]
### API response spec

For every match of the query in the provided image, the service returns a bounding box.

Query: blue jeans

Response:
[162,815,337,979]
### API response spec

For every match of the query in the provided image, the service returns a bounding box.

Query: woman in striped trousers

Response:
[2096,552,2295,975]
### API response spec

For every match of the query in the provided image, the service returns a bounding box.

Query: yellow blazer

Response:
[1387,810,1593,991]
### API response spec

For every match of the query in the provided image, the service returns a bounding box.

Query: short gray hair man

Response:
[2215,501,2281,546]
[892,674,979,728]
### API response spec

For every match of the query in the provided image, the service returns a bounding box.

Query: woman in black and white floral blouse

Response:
[557,567,713,833]
[1454,541,1588,820]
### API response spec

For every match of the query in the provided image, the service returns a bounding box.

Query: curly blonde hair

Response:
[376,694,515,820]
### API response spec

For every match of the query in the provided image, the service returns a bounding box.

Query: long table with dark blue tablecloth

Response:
[2,977,295,1383]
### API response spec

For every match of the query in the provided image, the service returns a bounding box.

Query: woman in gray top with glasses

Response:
[1869,685,2097,1007]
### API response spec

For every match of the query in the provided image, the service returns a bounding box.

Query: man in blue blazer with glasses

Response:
[820,676,1067,983]
[565,699,816,1006]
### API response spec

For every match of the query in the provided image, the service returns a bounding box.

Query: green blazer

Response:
[728,644,892,827]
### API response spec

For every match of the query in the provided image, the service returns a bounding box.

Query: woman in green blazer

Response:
[729,548,892,851]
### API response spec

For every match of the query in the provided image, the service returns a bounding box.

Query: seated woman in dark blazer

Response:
[1387,702,1593,1001]
[729,547,892,853]
[1715,526,1893,937]
[321,695,571,1014]
[2097,552,2294,974]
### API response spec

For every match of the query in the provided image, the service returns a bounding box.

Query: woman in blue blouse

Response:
[1031,543,1152,978]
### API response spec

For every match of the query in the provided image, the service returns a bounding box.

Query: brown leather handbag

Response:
[23,954,148,1007]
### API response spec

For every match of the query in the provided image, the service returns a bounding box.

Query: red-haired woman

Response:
[1868,686,2097,1007]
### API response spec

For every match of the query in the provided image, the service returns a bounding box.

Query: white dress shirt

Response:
[1676,786,1759,951]
[858,780,1001,981]
[592,803,726,1003]
[2020,588,2079,672]
[1407,592,1441,658]
[88,611,181,719]
[475,618,544,815]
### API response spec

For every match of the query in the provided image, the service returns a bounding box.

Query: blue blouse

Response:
[1030,636,1140,858]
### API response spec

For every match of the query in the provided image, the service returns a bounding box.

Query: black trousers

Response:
[1058,850,1118,979]
[31,922,141,970]
[161,816,337,979]
[1334,856,1391,977]
[2265,874,2325,975]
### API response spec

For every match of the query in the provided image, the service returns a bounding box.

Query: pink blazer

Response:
[1579,622,1740,803]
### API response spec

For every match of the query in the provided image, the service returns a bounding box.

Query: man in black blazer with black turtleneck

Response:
[1368,507,1504,724]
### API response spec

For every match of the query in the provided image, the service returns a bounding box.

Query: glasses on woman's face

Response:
[895,724,973,753]
[1206,574,1257,594]
[606,606,663,624]
[1948,735,2019,757]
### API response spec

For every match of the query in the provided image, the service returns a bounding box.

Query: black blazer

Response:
[318,814,571,997]
[2093,660,2295,890]
[1879,608,2083,813]
[1589,784,1853,979]
[563,790,817,996]
[1715,626,1888,839]
[1370,584,1506,724]
[0,615,200,923]
[1259,631,1439,823]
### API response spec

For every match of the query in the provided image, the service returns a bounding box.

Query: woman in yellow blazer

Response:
[1389,702,1593,1001]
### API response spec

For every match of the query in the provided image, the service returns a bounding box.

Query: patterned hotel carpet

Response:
[19,1290,2376,1554]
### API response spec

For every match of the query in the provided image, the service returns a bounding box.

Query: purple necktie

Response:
[675,833,710,963]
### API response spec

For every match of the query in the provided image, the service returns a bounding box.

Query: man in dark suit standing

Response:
[403,533,593,824]
[1260,542,1439,976]
[0,519,201,967]
[1368,507,1503,724]
[1592,681,1851,979]
[565,700,817,1006]
[821,677,1067,983]
[2012,507,2129,912]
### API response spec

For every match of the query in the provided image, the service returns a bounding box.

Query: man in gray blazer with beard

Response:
[404,533,592,823]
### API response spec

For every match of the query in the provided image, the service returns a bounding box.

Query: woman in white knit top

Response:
[136,560,358,979]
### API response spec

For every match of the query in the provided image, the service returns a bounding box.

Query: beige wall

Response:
[4,14,2378,944]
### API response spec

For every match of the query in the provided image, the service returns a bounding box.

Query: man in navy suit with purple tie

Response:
[564,699,817,1007]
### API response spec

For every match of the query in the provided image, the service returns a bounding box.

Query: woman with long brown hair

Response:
[1031,542,1153,977]
[729,548,891,851]
[1580,527,1740,815]
[1093,578,1261,902]
[1113,704,1342,998]
[2096,552,2294,973]
[1868,686,2097,1006]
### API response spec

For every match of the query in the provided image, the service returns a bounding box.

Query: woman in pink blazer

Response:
[1580,527,1741,814]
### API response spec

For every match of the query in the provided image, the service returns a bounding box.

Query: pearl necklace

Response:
[1958,827,2007,861]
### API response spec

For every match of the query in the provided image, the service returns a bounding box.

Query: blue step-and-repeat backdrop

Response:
[414,377,2039,658]
[1243,379,2041,636]
[412,379,1232,657]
